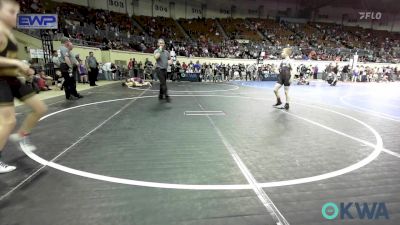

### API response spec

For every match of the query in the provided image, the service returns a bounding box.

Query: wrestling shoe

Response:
[0,161,16,173]
[273,98,282,107]
[284,103,290,110]
[9,133,37,152]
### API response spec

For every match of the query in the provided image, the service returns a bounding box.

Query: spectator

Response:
[52,50,60,76]
[39,71,53,88]
[87,51,98,86]
[128,58,133,77]
[102,62,111,80]
[78,59,88,83]
[58,37,83,100]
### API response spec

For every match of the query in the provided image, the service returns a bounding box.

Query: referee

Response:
[154,39,172,102]
[59,38,82,100]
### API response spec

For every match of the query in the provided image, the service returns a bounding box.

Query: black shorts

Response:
[277,73,291,86]
[0,78,35,106]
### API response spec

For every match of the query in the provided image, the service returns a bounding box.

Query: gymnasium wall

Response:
[109,50,153,65]
[52,41,103,62]
[392,20,400,32]
[317,6,399,32]
[13,31,43,60]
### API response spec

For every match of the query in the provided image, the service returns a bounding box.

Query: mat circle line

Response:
[24,94,384,190]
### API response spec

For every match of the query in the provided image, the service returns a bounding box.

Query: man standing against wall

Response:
[154,39,172,102]
[133,58,138,77]
[51,50,60,75]
[127,58,133,77]
[87,51,98,86]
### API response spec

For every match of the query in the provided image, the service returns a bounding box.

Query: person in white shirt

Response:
[52,50,60,72]
[352,66,359,82]
[102,62,112,80]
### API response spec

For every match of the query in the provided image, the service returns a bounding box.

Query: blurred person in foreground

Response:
[0,0,47,173]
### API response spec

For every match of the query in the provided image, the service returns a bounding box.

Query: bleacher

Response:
[178,18,223,43]
[219,18,262,42]
[134,16,186,41]
[16,0,400,62]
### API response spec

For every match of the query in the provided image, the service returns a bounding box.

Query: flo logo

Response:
[322,202,389,220]
[359,12,382,20]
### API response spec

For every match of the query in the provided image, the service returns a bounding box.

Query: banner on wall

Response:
[107,0,127,13]
[248,9,258,16]
[30,49,44,59]
[219,9,230,15]
[17,14,58,29]
[185,6,202,19]
[88,0,126,13]
[153,2,169,17]
[236,39,250,44]
[191,7,202,16]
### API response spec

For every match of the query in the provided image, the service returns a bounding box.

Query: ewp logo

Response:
[17,14,58,29]
[322,202,389,220]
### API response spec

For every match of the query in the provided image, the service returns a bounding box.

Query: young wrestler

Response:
[0,0,47,173]
[273,47,293,110]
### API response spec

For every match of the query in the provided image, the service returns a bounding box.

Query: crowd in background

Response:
[14,0,400,95]
[25,51,399,95]
[17,0,400,64]
[156,61,400,83]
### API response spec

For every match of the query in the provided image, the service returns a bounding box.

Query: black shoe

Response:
[66,96,75,100]
[159,95,164,100]
[76,95,83,99]
[273,99,282,107]
[284,103,289,110]
[166,96,171,103]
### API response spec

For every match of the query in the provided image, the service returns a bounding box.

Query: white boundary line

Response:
[184,111,226,116]
[0,88,150,201]
[0,94,386,193]
[295,96,400,123]
[128,83,240,93]
[228,83,399,160]
[185,111,225,113]
[185,113,226,116]
[197,103,289,225]
[382,149,400,158]
[339,95,400,122]
[347,98,400,109]
[240,81,400,123]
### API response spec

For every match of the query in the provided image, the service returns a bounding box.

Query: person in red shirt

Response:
[127,58,133,77]
[182,62,188,72]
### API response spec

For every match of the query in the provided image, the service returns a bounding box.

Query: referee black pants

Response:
[88,67,98,86]
[61,63,79,99]
[156,68,168,97]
